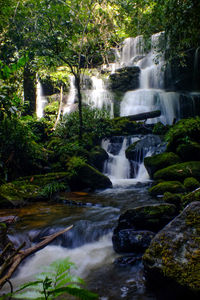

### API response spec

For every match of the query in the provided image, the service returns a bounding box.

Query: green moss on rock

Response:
[176,141,200,161]
[163,192,182,208]
[149,181,185,196]
[182,188,200,207]
[143,202,200,293]
[144,152,181,178]
[184,177,200,192]
[154,161,200,182]
[69,163,112,191]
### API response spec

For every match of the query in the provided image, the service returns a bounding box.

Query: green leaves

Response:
[12,257,98,300]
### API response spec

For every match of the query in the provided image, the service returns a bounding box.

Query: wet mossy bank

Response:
[0,165,112,208]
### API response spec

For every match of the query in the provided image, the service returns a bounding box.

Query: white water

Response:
[6,233,115,291]
[36,80,48,118]
[118,33,182,124]
[102,137,150,188]
[83,76,114,117]
[63,76,77,115]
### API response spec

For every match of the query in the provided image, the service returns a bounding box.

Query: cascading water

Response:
[36,79,48,118]
[83,76,114,117]
[101,136,154,188]
[119,33,200,124]
[62,75,77,115]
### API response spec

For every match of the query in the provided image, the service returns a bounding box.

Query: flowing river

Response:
[1,135,160,300]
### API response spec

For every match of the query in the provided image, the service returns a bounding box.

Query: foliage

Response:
[39,181,69,199]
[55,106,111,146]
[114,0,200,62]
[66,156,87,178]
[152,122,170,135]
[0,117,46,181]
[1,257,98,300]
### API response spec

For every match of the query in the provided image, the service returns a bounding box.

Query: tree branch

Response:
[0,225,73,289]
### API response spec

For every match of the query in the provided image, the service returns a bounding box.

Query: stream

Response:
[1,136,159,300]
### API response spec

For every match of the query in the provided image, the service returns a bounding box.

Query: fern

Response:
[12,257,98,300]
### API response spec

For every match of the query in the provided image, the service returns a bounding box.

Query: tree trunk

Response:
[23,65,36,115]
[75,74,83,140]
[53,86,63,129]
[0,225,73,289]
[118,110,161,122]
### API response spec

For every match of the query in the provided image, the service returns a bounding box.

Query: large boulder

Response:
[112,229,155,254]
[115,203,177,232]
[149,181,185,196]
[143,202,200,298]
[176,141,200,161]
[144,152,181,178]
[154,161,200,182]
[125,135,163,162]
[109,66,140,93]
[69,163,112,191]
[88,146,109,172]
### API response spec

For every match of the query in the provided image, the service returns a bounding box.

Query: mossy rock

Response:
[115,203,177,232]
[163,192,182,209]
[0,182,41,207]
[17,172,70,186]
[154,161,200,182]
[176,141,200,161]
[109,66,140,93]
[181,188,200,208]
[149,181,185,196]
[69,163,112,191]
[0,172,71,207]
[143,202,200,296]
[184,177,200,192]
[88,146,108,172]
[144,152,181,178]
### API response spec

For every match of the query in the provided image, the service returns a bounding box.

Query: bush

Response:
[0,117,46,180]
[55,106,112,146]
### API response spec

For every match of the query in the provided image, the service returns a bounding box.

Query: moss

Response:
[154,161,200,182]
[163,192,182,208]
[149,181,185,196]
[0,182,40,207]
[184,177,200,192]
[69,163,112,191]
[143,203,200,292]
[152,122,170,135]
[144,152,181,178]
[182,189,200,207]
[176,141,200,161]
[88,146,108,171]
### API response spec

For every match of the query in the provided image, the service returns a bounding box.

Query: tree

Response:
[5,0,117,138]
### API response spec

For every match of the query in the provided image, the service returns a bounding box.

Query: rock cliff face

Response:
[143,202,200,298]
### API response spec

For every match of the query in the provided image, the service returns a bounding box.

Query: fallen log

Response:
[0,225,73,289]
[119,110,161,122]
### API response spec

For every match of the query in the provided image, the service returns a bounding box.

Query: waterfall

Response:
[194,47,200,91]
[36,80,48,118]
[63,76,77,115]
[102,136,151,187]
[83,76,114,117]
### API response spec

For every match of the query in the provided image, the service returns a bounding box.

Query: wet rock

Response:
[69,163,112,191]
[112,229,155,254]
[143,202,200,297]
[114,254,142,266]
[116,203,177,232]
[149,181,185,196]
[88,146,109,171]
[144,152,181,178]
[109,66,140,93]
[154,161,200,182]
[125,134,162,162]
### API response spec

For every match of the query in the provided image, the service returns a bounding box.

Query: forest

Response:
[0,0,200,299]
